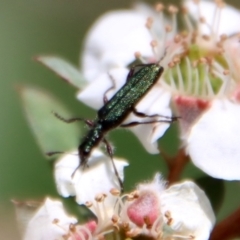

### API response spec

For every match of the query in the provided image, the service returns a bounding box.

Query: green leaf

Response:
[36,56,87,89]
[195,176,225,214]
[61,197,94,223]
[19,86,81,156]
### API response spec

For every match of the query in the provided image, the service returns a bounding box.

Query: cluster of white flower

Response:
[80,0,240,181]
[17,173,215,240]
[17,0,240,239]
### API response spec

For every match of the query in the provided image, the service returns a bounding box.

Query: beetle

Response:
[50,63,176,191]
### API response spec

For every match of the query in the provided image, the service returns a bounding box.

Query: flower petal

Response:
[23,198,77,240]
[81,9,153,81]
[126,86,172,153]
[185,0,240,36]
[223,36,240,82]
[161,181,215,240]
[54,149,128,205]
[77,68,128,110]
[187,98,240,180]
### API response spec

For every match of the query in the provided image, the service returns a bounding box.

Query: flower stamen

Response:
[150,39,159,59]
[213,67,232,97]
[176,63,184,92]
[185,57,193,93]
[168,5,179,34]
[182,6,194,32]
[193,67,200,96]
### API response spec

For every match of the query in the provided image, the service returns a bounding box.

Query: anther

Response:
[168,5,179,14]
[126,194,135,201]
[62,234,69,239]
[132,190,140,198]
[111,214,119,224]
[223,69,230,75]
[202,35,210,41]
[205,57,213,65]
[164,211,173,226]
[199,16,206,23]
[164,211,171,218]
[193,0,200,4]
[215,0,225,8]
[52,218,59,224]
[126,190,140,201]
[165,25,172,33]
[85,201,93,208]
[134,51,142,59]
[146,17,153,29]
[134,52,146,63]
[150,40,158,48]
[217,47,224,54]
[216,41,223,48]
[69,223,76,232]
[110,188,120,196]
[174,34,182,43]
[181,6,189,14]
[168,61,175,68]
[155,3,164,12]
[95,193,106,202]
[220,34,228,41]
[192,60,198,68]
[173,57,180,64]
[199,57,207,64]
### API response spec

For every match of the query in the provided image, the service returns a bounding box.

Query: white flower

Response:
[114,174,215,239]
[16,176,215,240]
[22,198,77,240]
[84,0,240,180]
[81,4,158,82]
[54,149,128,208]
[171,0,240,180]
[161,180,215,240]
[54,149,128,233]
[186,98,240,179]
[15,198,101,240]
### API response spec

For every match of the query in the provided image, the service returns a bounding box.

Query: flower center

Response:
[145,0,234,99]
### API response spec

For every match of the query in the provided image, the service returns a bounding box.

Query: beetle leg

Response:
[121,119,175,128]
[103,73,117,104]
[52,111,94,127]
[132,107,176,119]
[103,138,124,192]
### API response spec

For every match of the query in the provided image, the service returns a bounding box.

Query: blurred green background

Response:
[1,0,240,239]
